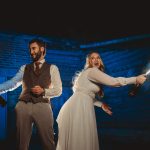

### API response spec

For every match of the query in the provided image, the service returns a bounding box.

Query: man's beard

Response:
[31,51,42,62]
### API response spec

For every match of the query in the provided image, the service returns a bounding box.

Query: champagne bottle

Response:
[129,84,141,96]
[129,70,149,96]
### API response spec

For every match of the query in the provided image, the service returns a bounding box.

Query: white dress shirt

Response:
[0,59,62,99]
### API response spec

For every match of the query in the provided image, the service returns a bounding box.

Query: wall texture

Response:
[0,32,150,149]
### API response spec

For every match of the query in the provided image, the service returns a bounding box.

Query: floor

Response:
[0,134,150,150]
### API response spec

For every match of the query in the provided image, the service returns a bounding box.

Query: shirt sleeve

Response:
[0,65,25,94]
[44,65,62,98]
[93,99,103,107]
[87,67,136,87]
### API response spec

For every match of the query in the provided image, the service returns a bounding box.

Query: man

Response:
[0,39,62,150]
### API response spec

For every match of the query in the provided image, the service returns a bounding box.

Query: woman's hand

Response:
[101,102,112,116]
[136,74,146,85]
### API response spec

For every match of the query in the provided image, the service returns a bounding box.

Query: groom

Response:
[0,38,62,150]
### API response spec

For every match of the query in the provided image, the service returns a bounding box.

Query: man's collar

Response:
[34,59,45,65]
[39,59,45,64]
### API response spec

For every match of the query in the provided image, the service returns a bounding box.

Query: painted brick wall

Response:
[0,32,150,148]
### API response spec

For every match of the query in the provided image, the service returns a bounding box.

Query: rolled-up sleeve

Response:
[0,65,25,94]
[88,67,136,87]
[44,65,62,98]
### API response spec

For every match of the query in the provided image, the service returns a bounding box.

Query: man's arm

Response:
[0,65,25,94]
[44,65,62,98]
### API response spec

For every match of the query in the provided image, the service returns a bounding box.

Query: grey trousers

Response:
[15,101,55,150]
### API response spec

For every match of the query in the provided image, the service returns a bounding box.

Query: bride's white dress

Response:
[56,67,136,150]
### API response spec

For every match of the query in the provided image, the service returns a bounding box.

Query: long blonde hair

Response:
[73,51,105,98]
[84,51,104,71]
[85,51,105,97]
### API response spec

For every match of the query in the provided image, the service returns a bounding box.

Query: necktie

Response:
[35,62,41,76]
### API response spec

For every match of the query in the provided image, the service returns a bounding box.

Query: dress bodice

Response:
[73,69,100,98]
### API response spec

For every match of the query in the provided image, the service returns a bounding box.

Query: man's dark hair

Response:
[29,38,46,55]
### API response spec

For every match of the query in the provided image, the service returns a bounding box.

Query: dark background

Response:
[0,1,150,150]
[0,1,149,42]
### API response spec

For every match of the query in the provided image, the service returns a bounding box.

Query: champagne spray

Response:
[129,70,150,96]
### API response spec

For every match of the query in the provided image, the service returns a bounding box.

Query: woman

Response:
[56,51,146,150]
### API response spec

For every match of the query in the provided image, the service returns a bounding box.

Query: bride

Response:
[56,51,146,150]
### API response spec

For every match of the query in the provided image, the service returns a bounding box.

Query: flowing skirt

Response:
[56,92,99,150]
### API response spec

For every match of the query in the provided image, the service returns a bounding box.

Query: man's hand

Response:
[0,96,7,107]
[101,102,112,116]
[31,85,44,95]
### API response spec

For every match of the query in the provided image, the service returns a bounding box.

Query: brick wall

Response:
[0,32,150,146]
